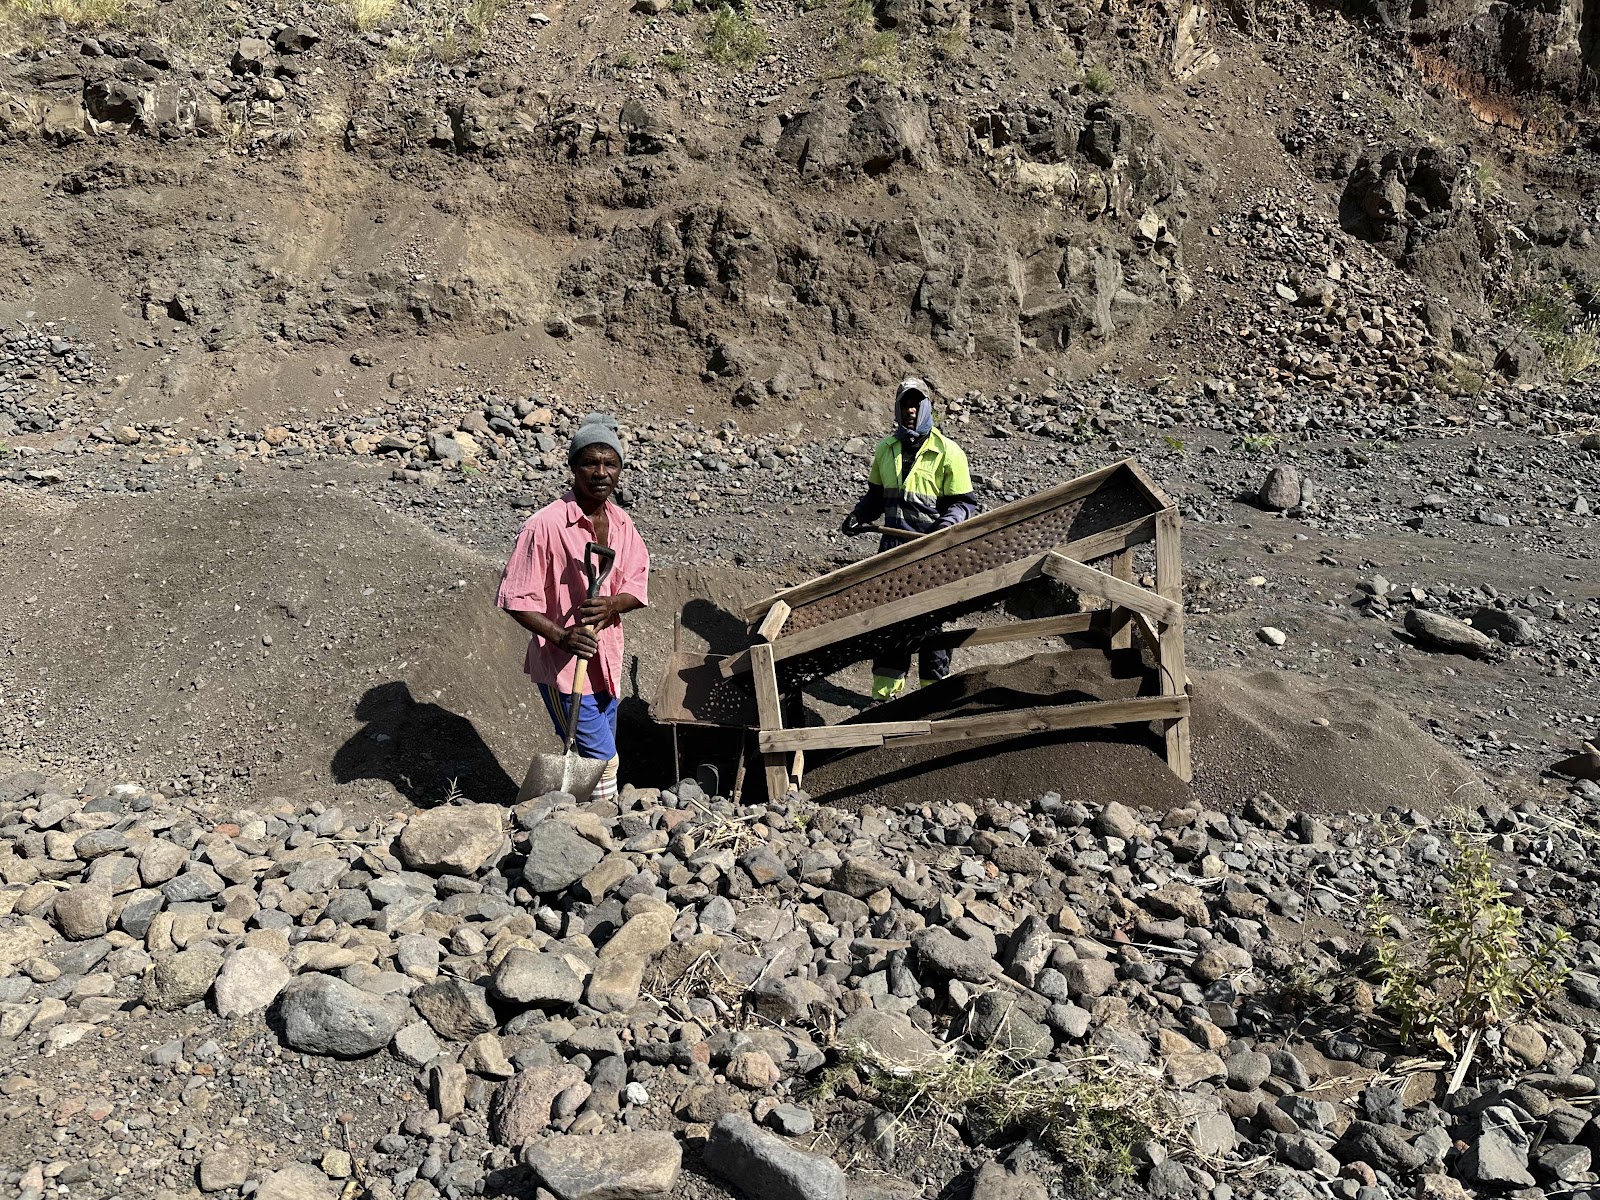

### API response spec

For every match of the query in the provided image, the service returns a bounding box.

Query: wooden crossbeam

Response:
[761,696,1188,755]
[745,459,1147,621]
[756,600,791,643]
[759,720,935,753]
[1041,553,1180,626]
[922,612,1100,651]
[722,550,1055,679]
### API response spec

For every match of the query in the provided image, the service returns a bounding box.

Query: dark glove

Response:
[840,513,867,535]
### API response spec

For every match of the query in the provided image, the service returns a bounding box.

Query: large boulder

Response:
[523,823,605,893]
[524,1131,682,1200]
[276,975,406,1058]
[397,804,505,876]
[704,1113,846,1200]
[213,946,291,1018]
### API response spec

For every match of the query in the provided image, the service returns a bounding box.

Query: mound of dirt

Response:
[0,480,756,807]
[802,648,1484,818]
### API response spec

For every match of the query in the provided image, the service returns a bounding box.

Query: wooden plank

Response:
[745,458,1143,621]
[724,551,1054,678]
[1109,549,1134,651]
[924,612,1100,650]
[1154,509,1192,782]
[1042,553,1181,625]
[886,695,1189,749]
[750,642,791,800]
[1129,611,1161,656]
[756,601,791,643]
[790,750,806,792]
[1120,458,1177,512]
[759,720,935,753]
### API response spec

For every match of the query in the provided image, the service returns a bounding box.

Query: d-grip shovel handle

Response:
[562,542,618,753]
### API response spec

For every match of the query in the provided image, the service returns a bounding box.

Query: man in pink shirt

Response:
[496,413,650,803]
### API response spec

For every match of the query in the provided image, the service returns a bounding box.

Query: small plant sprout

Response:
[1367,838,1570,1086]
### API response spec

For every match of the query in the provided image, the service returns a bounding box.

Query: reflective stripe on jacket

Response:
[868,428,974,535]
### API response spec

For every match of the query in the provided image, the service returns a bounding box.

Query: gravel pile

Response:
[4,761,1600,1200]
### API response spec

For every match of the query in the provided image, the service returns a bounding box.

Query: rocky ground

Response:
[3,740,1600,1200]
[3,0,1600,1190]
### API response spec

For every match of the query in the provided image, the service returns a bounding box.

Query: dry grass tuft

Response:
[3,0,137,32]
[839,1042,1179,1183]
[346,0,395,31]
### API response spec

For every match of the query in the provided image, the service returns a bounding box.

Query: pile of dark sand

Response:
[802,648,1484,818]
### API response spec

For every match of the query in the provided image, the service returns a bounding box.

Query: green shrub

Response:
[704,4,768,67]
[1368,840,1569,1056]
[1083,64,1113,94]
[1235,432,1278,455]
[660,49,689,71]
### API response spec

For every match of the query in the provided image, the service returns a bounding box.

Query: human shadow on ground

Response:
[678,596,751,655]
[331,681,519,808]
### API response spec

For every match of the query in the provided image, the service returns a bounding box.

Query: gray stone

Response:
[912,927,998,982]
[74,830,128,860]
[769,1104,814,1136]
[277,974,405,1058]
[397,804,505,876]
[147,947,223,1010]
[523,823,605,893]
[1469,606,1539,645]
[704,1113,846,1200]
[1225,1050,1271,1090]
[412,978,497,1040]
[198,1146,251,1192]
[835,1009,938,1067]
[1258,465,1302,511]
[53,886,111,940]
[212,946,291,1018]
[117,889,164,939]
[1190,1111,1237,1157]
[1059,957,1117,999]
[1405,608,1493,656]
[492,949,584,1007]
[1533,1143,1591,1183]
[966,991,1052,1058]
[1459,1105,1534,1188]
[1336,1120,1423,1174]
[161,865,225,903]
[524,1131,682,1200]
[393,1020,443,1067]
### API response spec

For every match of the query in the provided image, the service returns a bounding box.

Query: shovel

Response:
[516,541,617,803]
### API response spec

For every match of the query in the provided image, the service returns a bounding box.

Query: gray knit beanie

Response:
[568,412,625,467]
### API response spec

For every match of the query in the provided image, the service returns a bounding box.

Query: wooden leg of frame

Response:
[751,643,791,801]
[790,750,806,794]
[1154,510,1192,781]
[1109,549,1134,650]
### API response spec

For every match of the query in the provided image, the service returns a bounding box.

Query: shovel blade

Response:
[518,752,607,804]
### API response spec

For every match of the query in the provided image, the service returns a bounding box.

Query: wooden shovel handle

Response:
[563,627,593,753]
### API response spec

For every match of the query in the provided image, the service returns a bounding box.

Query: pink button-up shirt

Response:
[496,492,650,697]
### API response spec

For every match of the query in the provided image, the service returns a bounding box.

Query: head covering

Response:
[568,412,625,467]
[894,378,934,441]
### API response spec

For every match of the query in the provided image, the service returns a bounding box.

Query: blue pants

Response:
[538,685,618,761]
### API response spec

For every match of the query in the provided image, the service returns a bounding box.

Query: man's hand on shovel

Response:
[559,625,600,659]
[578,595,623,629]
